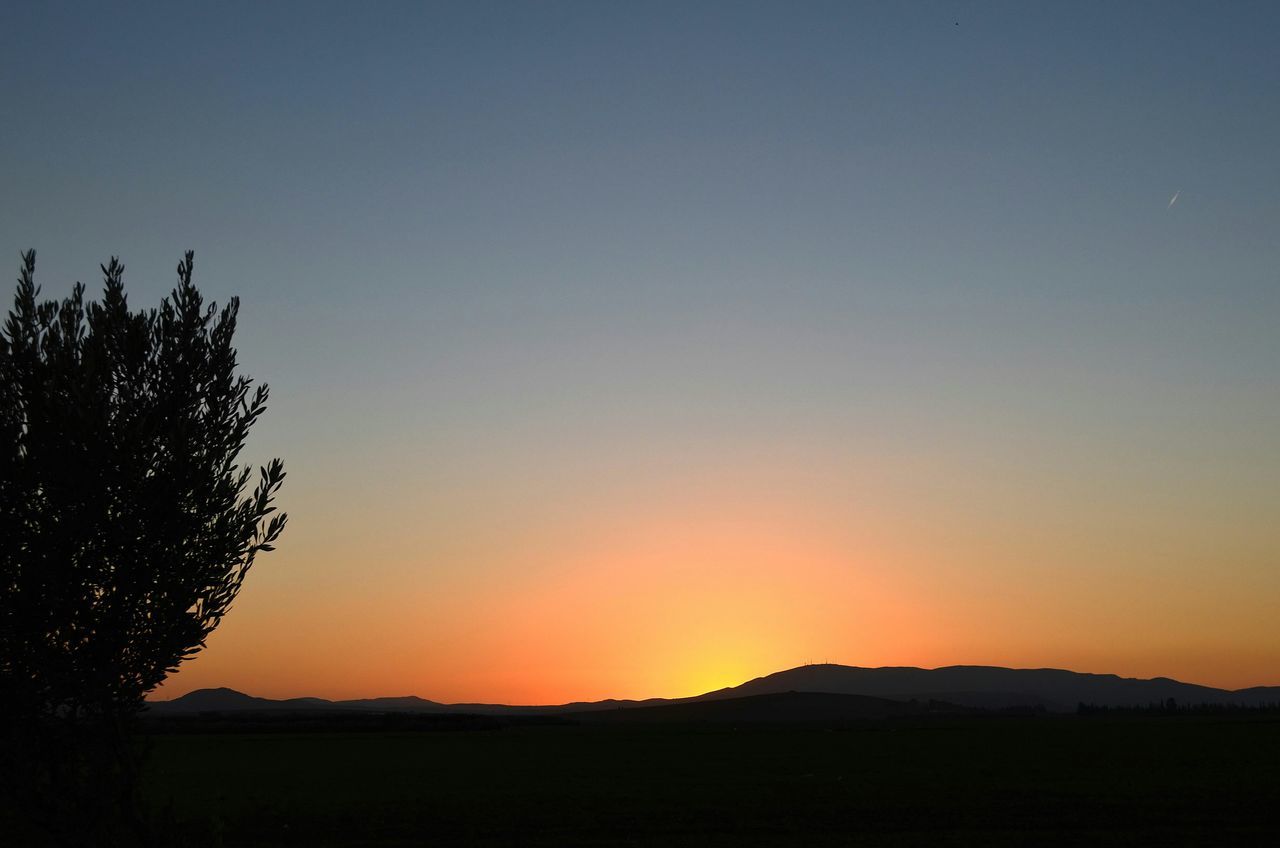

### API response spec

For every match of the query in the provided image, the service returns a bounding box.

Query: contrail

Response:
[1167,190,1180,209]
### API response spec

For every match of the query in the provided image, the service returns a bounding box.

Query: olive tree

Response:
[0,251,287,844]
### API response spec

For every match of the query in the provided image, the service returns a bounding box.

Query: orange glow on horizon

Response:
[153,460,1280,704]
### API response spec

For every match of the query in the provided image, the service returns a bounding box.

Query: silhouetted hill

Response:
[702,664,1276,712]
[332,695,445,712]
[1232,686,1280,702]
[152,690,451,714]
[147,689,681,716]
[154,687,332,712]
[147,665,1280,717]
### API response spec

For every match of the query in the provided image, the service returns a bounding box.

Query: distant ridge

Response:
[157,687,336,712]
[699,664,1280,712]
[148,664,1280,717]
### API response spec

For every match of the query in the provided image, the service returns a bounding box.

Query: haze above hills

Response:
[151,664,1280,717]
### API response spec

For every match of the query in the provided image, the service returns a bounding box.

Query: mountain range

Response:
[148,664,1280,717]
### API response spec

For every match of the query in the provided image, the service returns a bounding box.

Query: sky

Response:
[2,1,1278,702]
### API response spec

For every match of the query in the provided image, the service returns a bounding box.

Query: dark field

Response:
[142,715,1280,847]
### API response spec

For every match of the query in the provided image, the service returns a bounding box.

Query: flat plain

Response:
[142,714,1280,846]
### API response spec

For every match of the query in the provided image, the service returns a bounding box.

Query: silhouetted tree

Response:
[0,251,287,845]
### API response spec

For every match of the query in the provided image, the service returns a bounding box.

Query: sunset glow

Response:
[5,3,1276,706]
[155,440,1279,702]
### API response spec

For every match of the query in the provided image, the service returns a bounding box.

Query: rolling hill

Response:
[697,664,1280,712]
[147,663,1280,717]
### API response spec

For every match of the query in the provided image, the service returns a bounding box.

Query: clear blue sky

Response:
[3,2,1278,699]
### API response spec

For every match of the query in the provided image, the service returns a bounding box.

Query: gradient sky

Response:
[3,1,1278,702]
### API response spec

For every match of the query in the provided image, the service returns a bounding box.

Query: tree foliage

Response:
[0,250,286,842]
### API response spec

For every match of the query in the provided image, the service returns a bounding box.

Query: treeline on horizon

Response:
[1077,700,1280,716]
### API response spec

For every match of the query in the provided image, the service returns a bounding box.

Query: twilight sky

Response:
[3,1,1278,702]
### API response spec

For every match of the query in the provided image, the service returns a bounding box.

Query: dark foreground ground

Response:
[139,714,1280,847]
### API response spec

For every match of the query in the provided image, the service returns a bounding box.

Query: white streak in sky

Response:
[1167,190,1180,209]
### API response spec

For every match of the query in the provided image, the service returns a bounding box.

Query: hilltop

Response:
[148,663,1280,718]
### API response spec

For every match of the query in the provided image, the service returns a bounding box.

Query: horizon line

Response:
[150,661,1280,706]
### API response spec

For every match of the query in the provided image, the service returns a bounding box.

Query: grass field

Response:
[141,715,1280,846]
